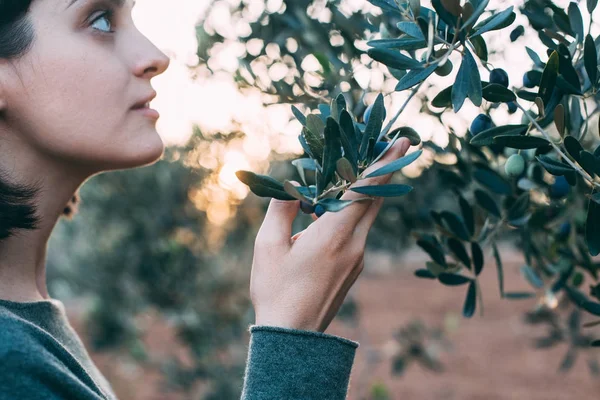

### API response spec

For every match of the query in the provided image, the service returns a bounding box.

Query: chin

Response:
[105,128,165,171]
[130,129,165,167]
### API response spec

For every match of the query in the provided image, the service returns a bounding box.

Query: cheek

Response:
[15,44,130,157]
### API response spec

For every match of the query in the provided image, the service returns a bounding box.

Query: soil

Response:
[67,243,600,399]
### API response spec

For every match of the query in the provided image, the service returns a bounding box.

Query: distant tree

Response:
[49,130,257,398]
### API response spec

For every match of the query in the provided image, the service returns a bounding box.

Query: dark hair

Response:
[0,0,79,241]
[0,0,36,58]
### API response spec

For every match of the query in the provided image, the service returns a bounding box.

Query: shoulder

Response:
[0,314,92,400]
[0,313,51,361]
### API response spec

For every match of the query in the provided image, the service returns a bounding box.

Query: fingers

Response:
[354,197,385,239]
[256,181,301,249]
[324,137,412,229]
[291,230,304,243]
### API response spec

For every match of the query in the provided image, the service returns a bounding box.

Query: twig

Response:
[378,82,424,140]
[515,101,600,189]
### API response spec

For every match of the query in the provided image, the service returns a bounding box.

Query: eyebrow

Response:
[67,0,136,9]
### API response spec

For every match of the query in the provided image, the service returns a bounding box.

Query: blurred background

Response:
[47,0,600,399]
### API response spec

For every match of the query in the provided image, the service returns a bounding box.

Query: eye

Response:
[89,10,114,33]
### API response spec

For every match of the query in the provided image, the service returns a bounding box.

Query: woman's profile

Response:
[0,0,411,398]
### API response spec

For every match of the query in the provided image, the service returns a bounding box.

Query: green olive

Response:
[434,60,453,76]
[505,154,526,177]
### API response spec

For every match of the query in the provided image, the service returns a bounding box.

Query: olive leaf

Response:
[452,48,482,112]
[306,113,325,138]
[578,151,598,177]
[291,158,318,186]
[463,281,477,318]
[415,269,436,279]
[536,155,575,175]
[458,194,475,237]
[339,110,359,169]
[336,157,357,183]
[538,50,559,104]
[291,105,307,126]
[504,292,536,299]
[236,170,296,201]
[473,167,512,195]
[482,83,516,102]
[367,38,428,51]
[440,211,471,241]
[586,189,600,256]
[365,149,423,178]
[521,264,544,288]
[417,235,447,267]
[301,126,324,164]
[475,189,501,218]
[316,197,373,212]
[471,6,515,37]
[554,103,565,137]
[470,124,528,146]
[492,135,550,149]
[492,241,504,298]
[564,135,584,162]
[349,184,413,197]
[360,94,385,160]
[472,241,484,275]
[397,21,425,40]
[367,48,424,70]
[386,127,422,146]
[319,117,344,194]
[395,63,439,91]
[460,0,489,30]
[584,34,598,88]
[283,181,312,202]
[438,273,472,286]
[448,237,471,269]
[568,3,584,42]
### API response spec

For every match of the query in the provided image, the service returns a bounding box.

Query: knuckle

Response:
[254,234,279,251]
[351,248,365,264]
[329,234,349,253]
[355,262,364,275]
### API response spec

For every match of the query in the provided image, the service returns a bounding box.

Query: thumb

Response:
[256,181,301,248]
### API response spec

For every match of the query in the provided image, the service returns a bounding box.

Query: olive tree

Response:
[198,0,600,373]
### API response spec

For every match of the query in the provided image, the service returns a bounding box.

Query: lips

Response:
[131,91,157,109]
[132,102,150,109]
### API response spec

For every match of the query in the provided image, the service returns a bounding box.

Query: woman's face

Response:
[0,0,170,175]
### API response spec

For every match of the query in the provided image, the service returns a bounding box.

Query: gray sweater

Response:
[0,298,358,399]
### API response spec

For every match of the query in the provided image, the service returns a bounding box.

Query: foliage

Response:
[198,0,600,377]
[45,1,600,397]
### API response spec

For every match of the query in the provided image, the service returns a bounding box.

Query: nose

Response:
[132,36,171,80]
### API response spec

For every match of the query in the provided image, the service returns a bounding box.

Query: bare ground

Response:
[328,243,600,400]
[67,243,600,399]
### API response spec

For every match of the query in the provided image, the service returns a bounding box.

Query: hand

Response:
[249,137,412,333]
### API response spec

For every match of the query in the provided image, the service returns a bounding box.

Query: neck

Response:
[0,139,90,302]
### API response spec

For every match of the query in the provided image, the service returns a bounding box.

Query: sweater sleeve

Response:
[240,325,358,400]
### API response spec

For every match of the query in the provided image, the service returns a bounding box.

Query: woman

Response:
[0,0,412,398]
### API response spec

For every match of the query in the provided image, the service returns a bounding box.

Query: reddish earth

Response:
[67,243,600,399]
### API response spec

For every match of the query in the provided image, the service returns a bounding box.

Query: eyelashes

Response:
[88,9,115,33]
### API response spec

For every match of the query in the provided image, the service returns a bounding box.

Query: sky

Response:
[134,0,598,150]
[132,0,210,146]
[131,0,599,227]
